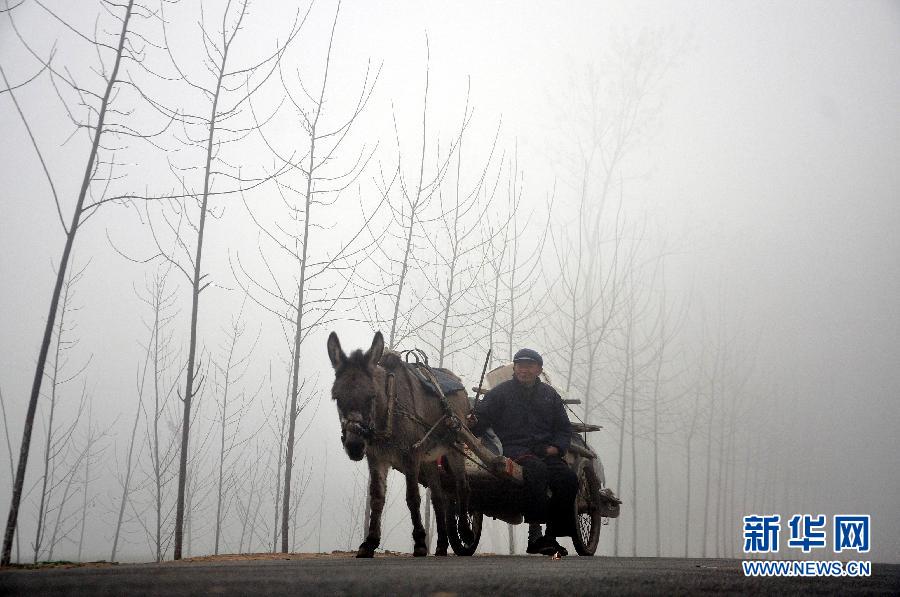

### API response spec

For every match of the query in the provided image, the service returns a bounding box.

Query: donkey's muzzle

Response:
[341,419,369,461]
[345,438,366,461]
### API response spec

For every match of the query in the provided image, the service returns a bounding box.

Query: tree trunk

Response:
[684,387,700,558]
[613,318,631,556]
[684,433,693,558]
[152,290,164,562]
[214,324,239,555]
[629,354,638,557]
[77,402,95,561]
[0,388,21,562]
[173,1,246,558]
[714,403,726,557]
[651,320,665,557]
[701,375,716,558]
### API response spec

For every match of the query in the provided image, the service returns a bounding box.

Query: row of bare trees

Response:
[0,0,372,563]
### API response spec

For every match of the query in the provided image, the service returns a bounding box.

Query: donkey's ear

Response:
[366,331,385,369]
[327,332,346,369]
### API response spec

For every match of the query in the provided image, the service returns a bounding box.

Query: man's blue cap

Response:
[513,348,543,367]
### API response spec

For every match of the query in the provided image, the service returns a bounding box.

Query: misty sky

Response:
[1,1,898,563]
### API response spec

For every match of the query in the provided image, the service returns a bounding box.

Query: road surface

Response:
[2,555,898,596]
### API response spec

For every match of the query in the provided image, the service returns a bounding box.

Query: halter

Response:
[339,370,396,443]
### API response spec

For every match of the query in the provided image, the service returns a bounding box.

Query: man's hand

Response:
[465,413,478,428]
[544,445,559,456]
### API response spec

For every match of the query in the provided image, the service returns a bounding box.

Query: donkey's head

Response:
[326,331,385,461]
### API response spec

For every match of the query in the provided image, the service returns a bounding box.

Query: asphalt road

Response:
[2,555,898,596]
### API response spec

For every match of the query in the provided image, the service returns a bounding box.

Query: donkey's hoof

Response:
[413,544,428,557]
[434,545,448,556]
[356,541,376,558]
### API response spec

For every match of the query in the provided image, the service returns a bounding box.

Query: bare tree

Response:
[645,270,689,557]
[76,399,107,561]
[540,34,677,558]
[34,390,110,563]
[268,361,292,552]
[232,1,380,553]
[0,386,20,561]
[357,36,463,353]
[494,149,554,367]
[413,84,504,368]
[548,51,669,419]
[234,438,265,554]
[168,0,244,560]
[109,268,179,561]
[120,0,300,559]
[681,377,703,557]
[0,0,148,565]
[44,426,91,561]
[316,446,328,553]
[119,268,184,562]
[607,266,659,557]
[109,342,147,561]
[339,468,367,551]
[31,263,91,563]
[211,296,260,554]
[699,309,726,558]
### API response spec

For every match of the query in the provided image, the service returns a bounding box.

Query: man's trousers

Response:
[516,453,578,538]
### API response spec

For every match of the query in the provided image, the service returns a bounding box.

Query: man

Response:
[469,348,577,556]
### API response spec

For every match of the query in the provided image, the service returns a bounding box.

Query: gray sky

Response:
[1,1,898,563]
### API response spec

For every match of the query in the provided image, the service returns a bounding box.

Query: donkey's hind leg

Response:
[358,458,388,558]
[404,459,428,557]
[422,464,449,556]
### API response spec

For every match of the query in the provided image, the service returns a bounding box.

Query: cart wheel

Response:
[446,508,482,556]
[571,459,601,556]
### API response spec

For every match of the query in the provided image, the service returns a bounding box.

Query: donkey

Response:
[327,330,473,557]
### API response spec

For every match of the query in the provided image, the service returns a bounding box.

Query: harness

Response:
[401,350,457,419]
[341,349,512,480]
[341,351,461,452]
[372,371,397,440]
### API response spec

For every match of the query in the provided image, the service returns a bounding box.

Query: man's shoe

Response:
[526,535,558,555]
[549,540,568,557]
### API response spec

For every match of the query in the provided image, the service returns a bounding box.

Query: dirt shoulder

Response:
[3,550,414,570]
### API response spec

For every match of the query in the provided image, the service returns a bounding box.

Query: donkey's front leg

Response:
[358,458,388,558]
[404,459,428,557]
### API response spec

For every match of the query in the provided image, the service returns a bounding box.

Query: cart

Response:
[435,364,621,556]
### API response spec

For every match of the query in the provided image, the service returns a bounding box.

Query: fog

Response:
[1,1,898,564]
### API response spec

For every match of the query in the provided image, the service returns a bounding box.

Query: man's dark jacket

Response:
[472,378,571,459]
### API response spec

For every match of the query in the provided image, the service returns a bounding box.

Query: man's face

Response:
[513,360,542,386]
